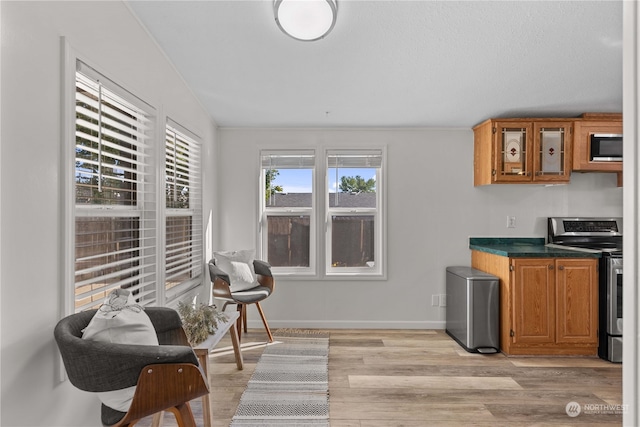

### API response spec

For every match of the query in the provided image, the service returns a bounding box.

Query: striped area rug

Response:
[230,331,330,426]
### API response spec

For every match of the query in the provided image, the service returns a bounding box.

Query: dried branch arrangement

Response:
[177,302,228,346]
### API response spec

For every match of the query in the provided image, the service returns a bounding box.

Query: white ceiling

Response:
[126,0,623,128]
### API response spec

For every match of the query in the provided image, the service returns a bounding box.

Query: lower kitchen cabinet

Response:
[471,251,598,356]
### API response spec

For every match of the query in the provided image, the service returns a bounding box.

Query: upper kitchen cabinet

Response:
[473,118,572,186]
[572,113,623,173]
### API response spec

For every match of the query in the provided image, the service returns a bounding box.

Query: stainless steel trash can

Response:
[445,266,499,353]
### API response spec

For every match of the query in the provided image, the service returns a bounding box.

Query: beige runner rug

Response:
[230,330,330,426]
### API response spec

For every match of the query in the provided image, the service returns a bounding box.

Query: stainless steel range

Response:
[548,217,623,363]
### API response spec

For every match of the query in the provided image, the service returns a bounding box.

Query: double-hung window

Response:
[326,149,383,276]
[73,63,156,311]
[258,148,385,279]
[260,150,316,275]
[70,60,205,312]
[164,122,203,303]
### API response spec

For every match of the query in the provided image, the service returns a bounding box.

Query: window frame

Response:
[69,60,158,313]
[257,146,386,281]
[62,46,205,315]
[163,120,203,303]
[325,148,385,278]
[259,150,317,277]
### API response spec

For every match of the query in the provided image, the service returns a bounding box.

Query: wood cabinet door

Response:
[511,259,555,345]
[492,121,534,183]
[555,258,598,344]
[532,121,572,183]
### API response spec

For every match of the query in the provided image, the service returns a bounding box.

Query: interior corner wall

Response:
[0,2,217,426]
[217,128,623,330]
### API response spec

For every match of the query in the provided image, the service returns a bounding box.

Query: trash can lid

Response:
[446,266,498,280]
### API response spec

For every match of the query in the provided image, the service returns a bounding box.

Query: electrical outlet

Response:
[507,216,516,228]
[439,294,447,307]
[432,295,439,306]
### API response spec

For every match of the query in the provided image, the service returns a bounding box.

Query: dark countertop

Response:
[469,237,601,258]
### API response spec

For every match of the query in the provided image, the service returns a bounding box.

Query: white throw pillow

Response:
[214,249,258,292]
[82,289,159,412]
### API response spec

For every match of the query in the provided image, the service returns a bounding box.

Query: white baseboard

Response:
[245,319,446,330]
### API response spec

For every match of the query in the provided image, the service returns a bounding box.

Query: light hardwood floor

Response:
[157,328,623,426]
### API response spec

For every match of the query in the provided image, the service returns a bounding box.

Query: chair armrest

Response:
[145,307,182,333]
[145,307,190,346]
[209,260,234,300]
[208,260,231,285]
[254,260,274,293]
[253,259,273,277]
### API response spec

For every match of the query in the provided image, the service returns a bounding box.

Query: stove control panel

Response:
[548,217,623,239]
[563,220,619,233]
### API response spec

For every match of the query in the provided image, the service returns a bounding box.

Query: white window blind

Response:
[164,122,203,302]
[261,150,316,169]
[74,63,157,311]
[327,150,383,169]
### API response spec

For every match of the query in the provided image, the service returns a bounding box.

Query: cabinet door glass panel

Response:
[539,128,565,174]
[500,128,527,176]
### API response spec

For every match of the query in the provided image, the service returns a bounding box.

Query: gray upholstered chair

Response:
[208,259,275,342]
[54,307,209,427]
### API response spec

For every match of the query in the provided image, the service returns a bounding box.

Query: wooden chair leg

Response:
[243,305,248,333]
[229,320,244,370]
[255,302,273,343]
[151,411,164,427]
[166,403,196,427]
[236,304,244,342]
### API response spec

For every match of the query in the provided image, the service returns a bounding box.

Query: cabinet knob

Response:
[548,265,554,270]
[558,265,565,270]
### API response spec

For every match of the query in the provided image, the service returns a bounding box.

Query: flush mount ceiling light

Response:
[274,0,337,42]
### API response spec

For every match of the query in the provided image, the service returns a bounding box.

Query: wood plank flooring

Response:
[171,328,623,426]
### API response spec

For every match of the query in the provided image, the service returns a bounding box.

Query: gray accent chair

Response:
[208,259,275,342]
[53,307,209,427]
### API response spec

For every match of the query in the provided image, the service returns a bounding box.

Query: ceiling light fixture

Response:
[274,0,337,42]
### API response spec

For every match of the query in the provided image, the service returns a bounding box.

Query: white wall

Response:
[0,2,217,426]
[622,0,639,424]
[218,128,623,329]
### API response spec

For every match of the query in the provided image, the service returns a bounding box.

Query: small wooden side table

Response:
[194,310,243,427]
[151,310,243,427]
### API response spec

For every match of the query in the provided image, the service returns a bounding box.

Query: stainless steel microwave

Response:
[590,133,623,162]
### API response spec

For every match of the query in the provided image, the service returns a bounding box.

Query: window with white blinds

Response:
[164,123,203,302]
[74,64,157,311]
